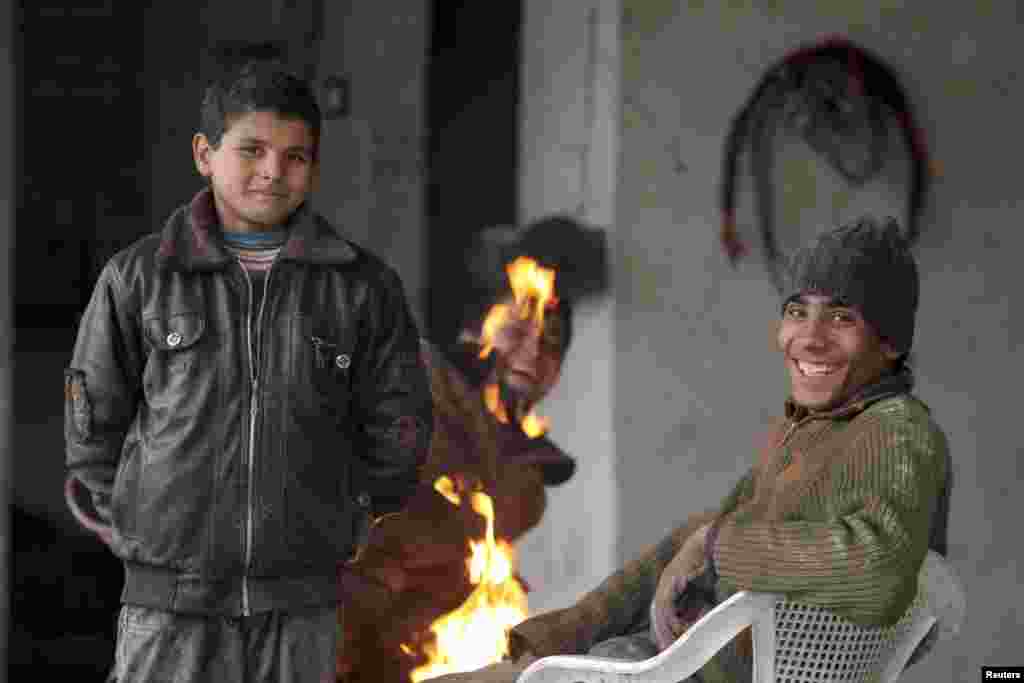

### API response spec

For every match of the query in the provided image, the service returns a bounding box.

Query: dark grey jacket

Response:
[64,189,432,616]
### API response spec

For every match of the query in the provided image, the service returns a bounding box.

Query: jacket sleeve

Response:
[352,267,433,518]
[65,261,143,523]
[713,411,949,627]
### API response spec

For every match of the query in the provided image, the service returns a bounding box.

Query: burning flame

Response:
[479,256,557,360]
[404,476,529,681]
[519,412,549,439]
[483,383,510,425]
[477,256,557,438]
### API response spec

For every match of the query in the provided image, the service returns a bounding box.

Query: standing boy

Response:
[64,61,433,682]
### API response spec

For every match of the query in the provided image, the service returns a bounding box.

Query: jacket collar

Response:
[155,187,357,271]
[784,368,914,422]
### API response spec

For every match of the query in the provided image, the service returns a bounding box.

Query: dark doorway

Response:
[425,1,522,349]
[12,0,143,676]
[15,0,148,338]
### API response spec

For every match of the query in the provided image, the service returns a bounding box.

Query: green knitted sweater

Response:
[510,374,950,682]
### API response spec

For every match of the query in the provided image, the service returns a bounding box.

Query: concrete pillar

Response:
[516,0,620,613]
[315,0,430,323]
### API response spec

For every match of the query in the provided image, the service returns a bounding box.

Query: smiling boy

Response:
[64,61,433,682]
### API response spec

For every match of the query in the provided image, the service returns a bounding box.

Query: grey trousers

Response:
[108,605,337,683]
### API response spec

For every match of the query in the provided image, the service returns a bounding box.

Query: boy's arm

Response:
[508,508,719,657]
[65,262,143,523]
[352,268,433,518]
[508,466,756,657]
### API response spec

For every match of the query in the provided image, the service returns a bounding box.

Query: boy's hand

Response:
[650,523,711,650]
[64,476,114,547]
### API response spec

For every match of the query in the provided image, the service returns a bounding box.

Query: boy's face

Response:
[488,301,564,408]
[193,110,318,232]
[777,293,900,411]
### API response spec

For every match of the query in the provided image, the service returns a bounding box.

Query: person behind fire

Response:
[336,216,608,682]
[63,59,433,682]
[430,215,952,683]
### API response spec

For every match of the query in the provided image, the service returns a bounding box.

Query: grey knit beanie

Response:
[781,216,919,353]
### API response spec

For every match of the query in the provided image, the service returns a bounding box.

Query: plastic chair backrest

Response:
[753,550,964,683]
[515,551,964,683]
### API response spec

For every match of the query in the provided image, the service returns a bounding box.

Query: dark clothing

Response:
[337,342,575,681]
[110,604,336,683]
[65,188,433,617]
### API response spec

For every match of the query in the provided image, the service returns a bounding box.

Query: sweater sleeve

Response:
[508,513,707,657]
[509,468,757,657]
[713,407,949,627]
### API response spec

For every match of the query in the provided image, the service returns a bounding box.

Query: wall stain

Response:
[831,186,853,224]
[992,70,1017,98]
[669,137,689,174]
[623,0,681,37]
[779,154,819,232]
[621,243,678,310]
[660,418,699,464]
[943,77,979,100]
[982,231,1001,250]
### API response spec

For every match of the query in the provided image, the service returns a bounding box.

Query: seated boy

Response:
[431,216,951,683]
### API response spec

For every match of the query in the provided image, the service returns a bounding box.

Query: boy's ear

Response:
[193,133,213,177]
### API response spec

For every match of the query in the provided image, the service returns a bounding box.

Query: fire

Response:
[405,476,530,681]
[483,382,548,437]
[477,256,557,437]
[519,412,549,439]
[483,383,510,425]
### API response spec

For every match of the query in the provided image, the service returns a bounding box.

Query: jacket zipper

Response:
[239,259,275,617]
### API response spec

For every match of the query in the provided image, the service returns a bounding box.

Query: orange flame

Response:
[405,477,529,681]
[476,256,557,437]
[520,413,550,439]
[483,383,510,425]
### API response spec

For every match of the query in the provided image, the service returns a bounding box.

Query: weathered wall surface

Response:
[616,2,1022,679]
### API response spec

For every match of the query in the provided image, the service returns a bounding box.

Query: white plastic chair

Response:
[516,550,964,683]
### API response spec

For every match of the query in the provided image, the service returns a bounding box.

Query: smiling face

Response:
[489,301,565,408]
[778,293,901,410]
[193,110,318,233]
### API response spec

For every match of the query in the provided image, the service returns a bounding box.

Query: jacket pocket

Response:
[141,311,205,410]
[293,318,354,421]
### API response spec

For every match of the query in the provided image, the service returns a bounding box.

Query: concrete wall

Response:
[515,0,620,614]
[617,2,1022,680]
[1,0,14,668]
[314,0,429,323]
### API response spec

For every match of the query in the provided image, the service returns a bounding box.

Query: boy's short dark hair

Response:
[199,59,322,156]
